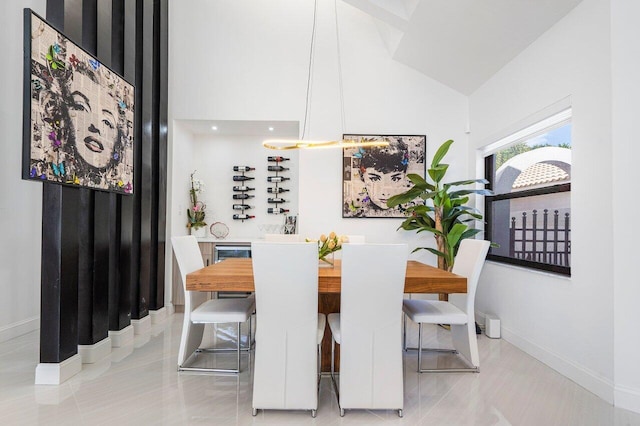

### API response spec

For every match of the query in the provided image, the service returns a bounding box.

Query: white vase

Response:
[191,226,207,238]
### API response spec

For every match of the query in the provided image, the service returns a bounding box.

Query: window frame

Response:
[483,113,572,276]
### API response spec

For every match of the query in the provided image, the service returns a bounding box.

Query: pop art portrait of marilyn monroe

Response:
[23,10,134,194]
[342,135,426,218]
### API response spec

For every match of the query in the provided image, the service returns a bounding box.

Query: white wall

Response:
[0,0,46,342]
[168,0,468,266]
[469,0,615,403]
[611,0,640,413]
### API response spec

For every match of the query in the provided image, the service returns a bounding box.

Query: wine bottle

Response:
[233,214,255,220]
[233,193,255,200]
[267,197,287,204]
[267,187,290,193]
[267,176,290,183]
[267,208,290,214]
[267,165,290,172]
[233,166,255,172]
[267,156,290,162]
[233,175,255,182]
[233,186,255,192]
[232,204,252,210]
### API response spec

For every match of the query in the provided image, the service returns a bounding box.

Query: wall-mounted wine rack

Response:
[232,166,256,221]
[266,156,291,215]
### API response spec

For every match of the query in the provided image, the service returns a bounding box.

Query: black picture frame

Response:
[23,9,135,194]
[342,134,426,218]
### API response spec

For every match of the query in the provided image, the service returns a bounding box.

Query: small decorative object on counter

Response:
[187,170,207,235]
[283,215,297,234]
[209,222,229,239]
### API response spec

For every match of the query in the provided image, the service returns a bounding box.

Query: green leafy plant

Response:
[387,139,492,271]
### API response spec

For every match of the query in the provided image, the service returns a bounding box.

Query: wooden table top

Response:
[186,258,467,294]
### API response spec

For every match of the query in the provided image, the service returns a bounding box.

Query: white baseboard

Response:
[149,307,168,324]
[109,325,134,348]
[165,303,175,316]
[615,384,640,414]
[0,316,39,343]
[35,354,82,385]
[78,336,112,364]
[501,325,614,404]
[131,316,151,335]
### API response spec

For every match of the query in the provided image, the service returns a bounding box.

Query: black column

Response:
[40,0,81,366]
[155,0,168,310]
[107,0,131,332]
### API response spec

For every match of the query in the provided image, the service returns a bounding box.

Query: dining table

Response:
[186,258,467,372]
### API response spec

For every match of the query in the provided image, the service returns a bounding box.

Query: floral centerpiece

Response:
[307,232,348,266]
[187,171,207,233]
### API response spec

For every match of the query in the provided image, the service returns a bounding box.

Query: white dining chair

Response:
[327,243,408,417]
[172,236,255,373]
[403,238,490,373]
[251,241,326,418]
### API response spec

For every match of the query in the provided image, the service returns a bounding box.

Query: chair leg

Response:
[403,314,407,351]
[179,321,250,374]
[417,323,423,373]
[409,321,479,373]
[330,336,342,414]
[317,342,322,390]
[236,322,241,372]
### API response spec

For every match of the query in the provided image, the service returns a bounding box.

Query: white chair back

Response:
[339,243,408,410]
[171,235,209,366]
[264,233,303,242]
[451,239,491,321]
[251,241,319,411]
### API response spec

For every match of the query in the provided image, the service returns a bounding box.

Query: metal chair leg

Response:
[236,322,241,372]
[403,314,407,351]
[418,323,423,373]
[410,321,479,373]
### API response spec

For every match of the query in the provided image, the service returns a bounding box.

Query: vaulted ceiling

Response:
[344,0,583,95]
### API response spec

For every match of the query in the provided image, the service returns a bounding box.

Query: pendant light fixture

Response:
[263,0,387,150]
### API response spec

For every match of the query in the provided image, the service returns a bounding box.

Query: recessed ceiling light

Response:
[211,126,218,130]
[268,127,274,131]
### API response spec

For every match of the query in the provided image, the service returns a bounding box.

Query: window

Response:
[484,110,571,275]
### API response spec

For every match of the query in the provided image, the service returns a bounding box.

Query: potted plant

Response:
[187,171,207,237]
[386,139,492,272]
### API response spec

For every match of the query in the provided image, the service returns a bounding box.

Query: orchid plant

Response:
[187,171,207,231]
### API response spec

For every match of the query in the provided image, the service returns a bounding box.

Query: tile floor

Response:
[1,314,639,425]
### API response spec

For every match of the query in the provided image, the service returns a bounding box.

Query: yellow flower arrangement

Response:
[307,232,349,265]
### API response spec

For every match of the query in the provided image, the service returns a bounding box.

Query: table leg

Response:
[319,293,340,372]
